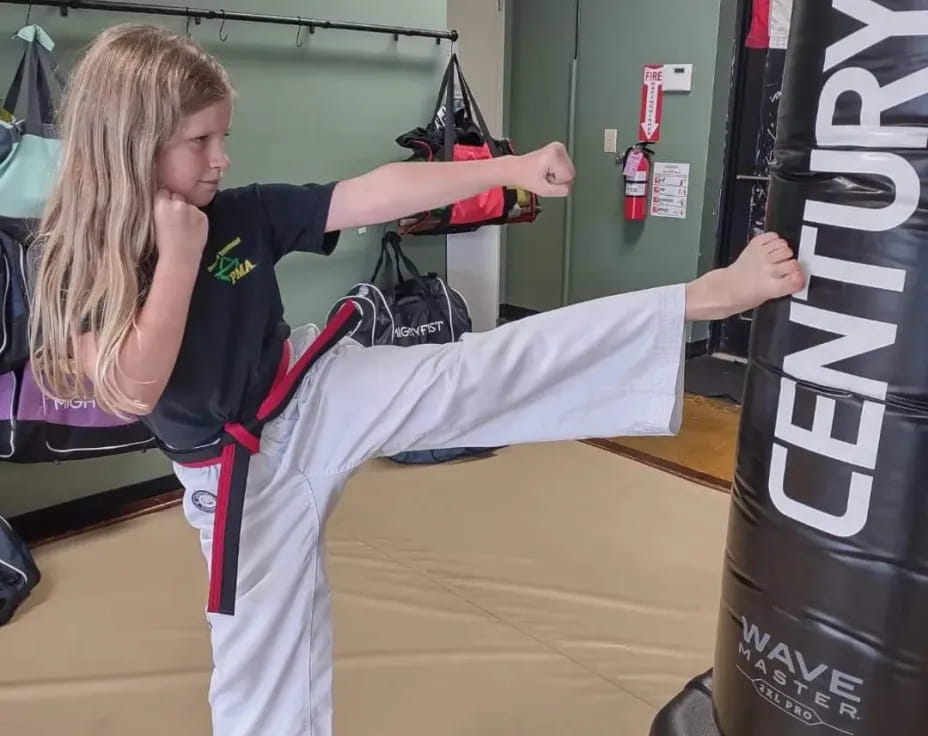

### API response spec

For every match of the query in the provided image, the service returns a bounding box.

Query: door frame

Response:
[445,0,508,332]
[711,0,767,357]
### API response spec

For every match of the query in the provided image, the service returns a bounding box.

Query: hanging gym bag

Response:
[0,25,64,219]
[1,367,159,463]
[394,54,539,236]
[0,218,158,464]
[0,363,157,464]
[326,233,500,465]
[0,36,155,466]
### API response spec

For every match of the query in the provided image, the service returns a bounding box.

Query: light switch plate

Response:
[663,64,693,92]
[604,128,618,153]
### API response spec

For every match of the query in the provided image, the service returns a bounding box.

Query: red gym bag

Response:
[394,54,539,236]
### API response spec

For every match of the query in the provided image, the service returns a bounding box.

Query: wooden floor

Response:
[586,394,740,491]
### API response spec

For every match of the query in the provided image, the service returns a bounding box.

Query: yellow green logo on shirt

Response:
[208,237,256,285]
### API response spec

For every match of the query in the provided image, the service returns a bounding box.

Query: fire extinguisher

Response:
[620,143,654,221]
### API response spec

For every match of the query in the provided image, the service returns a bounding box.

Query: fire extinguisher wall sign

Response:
[640,65,663,143]
[623,143,654,221]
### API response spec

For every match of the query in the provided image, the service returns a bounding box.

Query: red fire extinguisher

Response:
[621,143,654,221]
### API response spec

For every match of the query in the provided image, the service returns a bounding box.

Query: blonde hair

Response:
[29,24,233,418]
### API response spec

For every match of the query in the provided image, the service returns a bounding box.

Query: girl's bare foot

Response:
[684,232,805,321]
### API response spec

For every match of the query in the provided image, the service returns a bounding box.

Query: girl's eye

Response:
[191,135,208,144]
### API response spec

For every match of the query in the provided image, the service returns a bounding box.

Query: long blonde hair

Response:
[29,24,232,418]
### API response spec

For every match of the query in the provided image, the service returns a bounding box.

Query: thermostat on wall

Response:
[663,64,693,92]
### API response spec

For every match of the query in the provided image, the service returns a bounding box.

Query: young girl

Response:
[29,24,803,736]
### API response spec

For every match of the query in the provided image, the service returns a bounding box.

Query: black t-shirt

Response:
[143,182,340,451]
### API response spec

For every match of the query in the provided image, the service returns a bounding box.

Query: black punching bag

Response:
[713,1,928,735]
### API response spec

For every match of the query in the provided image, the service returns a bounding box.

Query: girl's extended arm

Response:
[326,141,574,231]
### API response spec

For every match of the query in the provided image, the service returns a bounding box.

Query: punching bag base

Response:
[650,670,721,736]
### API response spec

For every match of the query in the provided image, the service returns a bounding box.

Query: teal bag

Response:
[0,25,64,219]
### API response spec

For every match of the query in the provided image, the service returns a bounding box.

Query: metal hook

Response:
[296,18,304,48]
[219,10,229,43]
[186,11,191,39]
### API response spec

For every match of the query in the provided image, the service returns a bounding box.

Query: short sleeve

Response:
[255,182,341,261]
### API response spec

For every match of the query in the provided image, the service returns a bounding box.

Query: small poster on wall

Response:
[650,162,690,219]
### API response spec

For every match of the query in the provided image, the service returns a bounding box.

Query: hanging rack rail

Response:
[2,0,459,42]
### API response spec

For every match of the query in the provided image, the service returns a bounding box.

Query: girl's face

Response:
[156,96,233,207]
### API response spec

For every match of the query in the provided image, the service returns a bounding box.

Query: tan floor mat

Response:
[0,441,729,735]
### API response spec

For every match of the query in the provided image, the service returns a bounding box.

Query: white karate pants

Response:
[175,283,687,736]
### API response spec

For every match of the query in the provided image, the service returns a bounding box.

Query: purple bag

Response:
[0,364,155,463]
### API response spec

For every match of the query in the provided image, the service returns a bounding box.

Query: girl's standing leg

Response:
[176,421,351,736]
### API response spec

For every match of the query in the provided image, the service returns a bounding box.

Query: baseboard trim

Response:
[499,303,539,323]
[584,438,731,494]
[9,474,182,547]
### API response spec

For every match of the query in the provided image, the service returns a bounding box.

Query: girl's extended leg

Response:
[291,283,687,476]
[288,231,803,477]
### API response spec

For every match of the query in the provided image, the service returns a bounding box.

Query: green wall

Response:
[0,0,450,517]
[505,0,739,342]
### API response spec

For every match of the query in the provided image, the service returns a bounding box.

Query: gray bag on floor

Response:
[0,515,40,626]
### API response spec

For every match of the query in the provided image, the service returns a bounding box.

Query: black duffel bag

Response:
[0,515,40,626]
[327,232,499,465]
[328,231,472,349]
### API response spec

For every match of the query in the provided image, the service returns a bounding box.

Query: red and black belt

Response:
[163,301,361,616]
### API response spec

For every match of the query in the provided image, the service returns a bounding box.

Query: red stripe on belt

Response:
[176,301,361,616]
[207,443,237,613]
